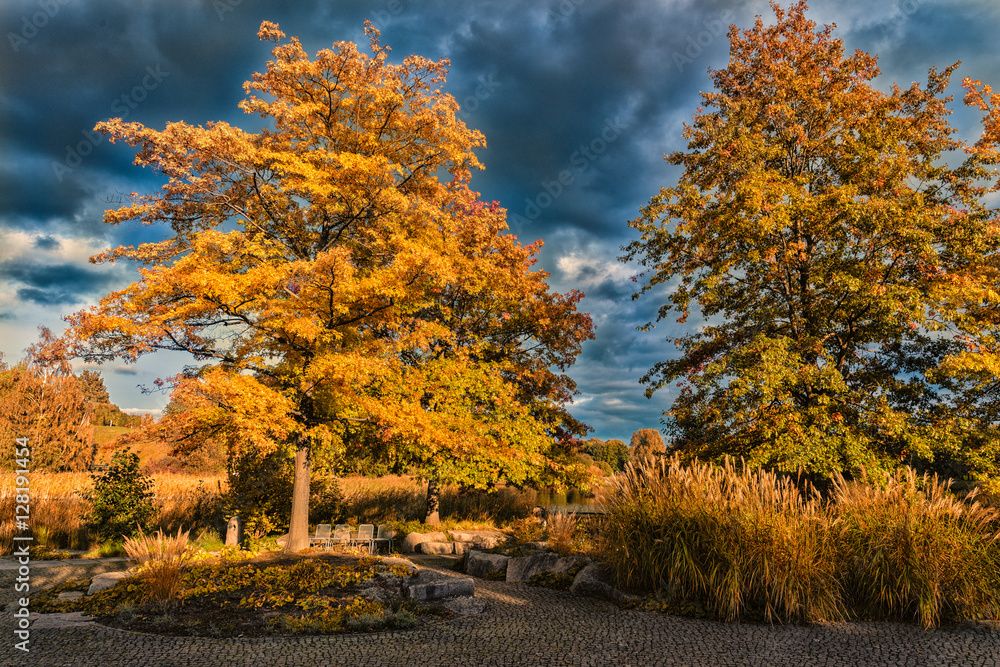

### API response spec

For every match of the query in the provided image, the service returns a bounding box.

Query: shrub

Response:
[85,449,155,543]
[222,446,341,539]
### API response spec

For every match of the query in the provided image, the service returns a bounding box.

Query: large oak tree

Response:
[623,2,1000,485]
[49,22,594,549]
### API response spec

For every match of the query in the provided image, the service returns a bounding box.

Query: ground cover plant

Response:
[34,550,439,637]
[602,456,1000,628]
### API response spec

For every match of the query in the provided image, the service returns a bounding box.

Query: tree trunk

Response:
[424,477,441,525]
[284,438,312,552]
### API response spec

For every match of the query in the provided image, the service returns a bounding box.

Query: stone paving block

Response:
[437,595,487,614]
[465,550,509,579]
[87,571,133,595]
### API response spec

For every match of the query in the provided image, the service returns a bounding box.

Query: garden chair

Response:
[373,524,394,553]
[330,524,351,550]
[353,524,375,554]
[309,523,332,548]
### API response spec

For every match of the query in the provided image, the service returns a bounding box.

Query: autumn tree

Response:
[580,436,629,472]
[622,2,1000,484]
[629,429,666,467]
[0,354,95,471]
[48,22,593,549]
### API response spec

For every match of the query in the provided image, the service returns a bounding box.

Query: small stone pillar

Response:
[225,516,243,547]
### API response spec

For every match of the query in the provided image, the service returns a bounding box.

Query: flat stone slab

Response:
[465,550,509,579]
[401,531,448,553]
[57,591,84,601]
[446,530,507,549]
[87,571,133,595]
[417,541,455,555]
[406,570,475,602]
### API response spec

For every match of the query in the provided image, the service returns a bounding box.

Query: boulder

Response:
[417,541,455,555]
[406,570,475,601]
[569,562,623,602]
[87,571,133,595]
[465,550,509,579]
[452,541,472,555]
[554,555,591,574]
[401,531,447,553]
[446,530,507,549]
[506,552,560,583]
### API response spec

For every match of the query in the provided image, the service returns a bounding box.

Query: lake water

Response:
[534,488,603,514]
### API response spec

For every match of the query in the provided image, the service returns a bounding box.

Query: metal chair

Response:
[353,524,375,553]
[309,523,332,548]
[330,524,351,550]
[373,524,394,553]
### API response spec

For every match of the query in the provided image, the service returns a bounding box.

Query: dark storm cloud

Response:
[1,261,117,306]
[2,0,999,433]
[32,235,60,250]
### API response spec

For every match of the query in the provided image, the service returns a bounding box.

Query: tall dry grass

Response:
[602,456,842,623]
[834,468,1000,628]
[124,526,191,609]
[601,456,1000,627]
[0,472,226,554]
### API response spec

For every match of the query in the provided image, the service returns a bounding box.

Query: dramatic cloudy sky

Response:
[2,0,999,440]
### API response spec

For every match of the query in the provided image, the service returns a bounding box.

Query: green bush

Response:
[222,445,341,539]
[84,449,155,543]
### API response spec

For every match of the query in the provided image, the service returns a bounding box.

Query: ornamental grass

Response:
[601,455,1000,627]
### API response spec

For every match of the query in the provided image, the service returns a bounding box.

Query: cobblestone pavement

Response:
[1,560,998,666]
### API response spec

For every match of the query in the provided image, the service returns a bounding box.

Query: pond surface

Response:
[534,488,603,514]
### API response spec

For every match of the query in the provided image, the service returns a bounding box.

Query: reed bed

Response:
[0,472,226,554]
[601,456,1000,627]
